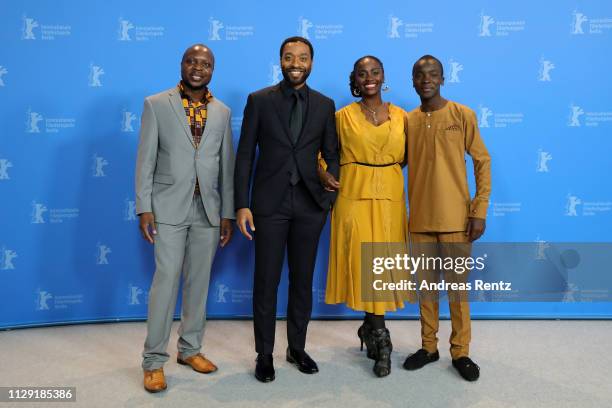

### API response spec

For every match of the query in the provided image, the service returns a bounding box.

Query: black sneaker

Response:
[452,357,480,381]
[402,348,440,370]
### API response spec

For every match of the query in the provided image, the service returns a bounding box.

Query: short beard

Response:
[281,69,310,87]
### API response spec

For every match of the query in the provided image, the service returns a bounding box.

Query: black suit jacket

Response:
[234,83,339,216]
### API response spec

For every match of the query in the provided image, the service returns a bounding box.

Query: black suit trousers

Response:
[252,181,328,355]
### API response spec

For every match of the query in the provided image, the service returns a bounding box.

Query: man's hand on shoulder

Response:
[466,217,486,242]
[220,218,234,248]
[139,212,156,244]
[236,208,255,240]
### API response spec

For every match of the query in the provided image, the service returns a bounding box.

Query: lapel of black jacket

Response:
[270,84,293,146]
[298,86,318,147]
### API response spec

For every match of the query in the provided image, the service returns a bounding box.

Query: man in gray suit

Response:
[135,44,235,393]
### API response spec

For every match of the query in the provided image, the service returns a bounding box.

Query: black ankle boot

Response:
[371,328,392,377]
[357,322,376,360]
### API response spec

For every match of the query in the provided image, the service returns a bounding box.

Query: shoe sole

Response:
[255,373,275,383]
[286,355,319,374]
[177,358,218,374]
[453,368,479,382]
[144,385,167,393]
[403,354,440,371]
[374,369,391,378]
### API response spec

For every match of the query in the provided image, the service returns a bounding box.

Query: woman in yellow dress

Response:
[320,56,409,377]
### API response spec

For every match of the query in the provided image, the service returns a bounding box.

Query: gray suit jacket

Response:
[135,87,235,226]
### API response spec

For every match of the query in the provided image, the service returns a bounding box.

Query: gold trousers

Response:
[409,231,472,359]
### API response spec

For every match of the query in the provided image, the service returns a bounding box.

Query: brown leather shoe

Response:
[177,353,218,374]
[143,368,167,393]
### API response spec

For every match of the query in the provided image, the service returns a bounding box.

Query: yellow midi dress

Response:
[325,102,410,314]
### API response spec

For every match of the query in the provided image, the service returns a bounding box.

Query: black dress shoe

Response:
[403,348,440,370]
[255,354,275,383]
[286,348,319,374]
[452,356,480,381]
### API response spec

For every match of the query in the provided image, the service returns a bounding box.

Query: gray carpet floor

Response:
[1,320,611,408]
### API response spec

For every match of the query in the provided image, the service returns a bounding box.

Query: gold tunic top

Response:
[406,100,491,232]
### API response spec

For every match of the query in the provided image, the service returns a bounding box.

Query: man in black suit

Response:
[234,36,339,383]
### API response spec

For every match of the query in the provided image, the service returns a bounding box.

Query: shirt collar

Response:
[280,80,308,99]
[178,81,213,104]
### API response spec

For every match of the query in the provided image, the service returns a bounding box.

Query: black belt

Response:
[340,162,399,167]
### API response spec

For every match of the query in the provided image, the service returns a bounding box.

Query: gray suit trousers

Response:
[142,196,219,370]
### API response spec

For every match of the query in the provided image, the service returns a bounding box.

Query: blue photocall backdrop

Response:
[1,1,611,328]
